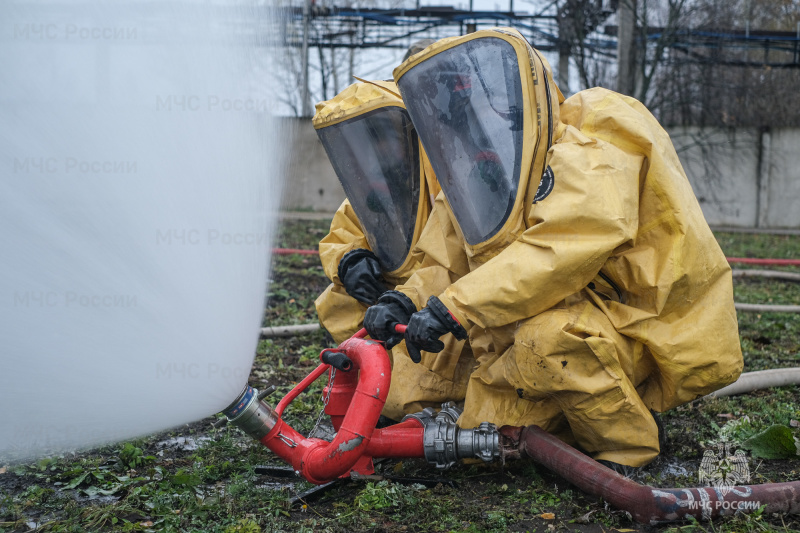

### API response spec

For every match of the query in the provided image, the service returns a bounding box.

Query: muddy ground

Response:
[1,220,800,533]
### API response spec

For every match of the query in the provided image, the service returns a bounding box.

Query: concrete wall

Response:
[671,127,761,227]
[280,117,346,213]
[760,129,800,228]
[281,117,800,229]
[672,127,800,229]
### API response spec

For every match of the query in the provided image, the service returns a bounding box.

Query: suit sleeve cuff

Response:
[436,293,470,333]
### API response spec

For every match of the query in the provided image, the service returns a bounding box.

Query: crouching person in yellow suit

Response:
[312,80,474,421]
[364,28,743,468]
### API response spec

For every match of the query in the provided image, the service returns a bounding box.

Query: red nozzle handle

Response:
[354,323,407,339]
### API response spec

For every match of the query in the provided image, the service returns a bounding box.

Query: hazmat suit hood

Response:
[314,80,440,276]
[394,28,563,258]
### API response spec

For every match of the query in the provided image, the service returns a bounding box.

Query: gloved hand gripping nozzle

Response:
[364,290,417,349]
[404,296,468,363]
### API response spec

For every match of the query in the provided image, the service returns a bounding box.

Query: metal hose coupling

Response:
[403,402,500,469]
[221,385,279,441]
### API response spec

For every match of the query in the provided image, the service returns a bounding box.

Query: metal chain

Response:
[310,367,336,441]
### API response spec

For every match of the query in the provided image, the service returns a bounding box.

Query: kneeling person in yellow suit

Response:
[364,28,743,468]
[312,80,474,421]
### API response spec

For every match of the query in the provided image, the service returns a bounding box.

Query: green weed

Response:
[118,442,155,470]
[353,480,422,512]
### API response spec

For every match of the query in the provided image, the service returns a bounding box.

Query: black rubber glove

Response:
[404,296,468,363]
[363,290,417,349]
[337,248,386,306]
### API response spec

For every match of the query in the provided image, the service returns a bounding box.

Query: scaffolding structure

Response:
[278,5,563,50]
[277,3,800,63]
[269,2,800,115]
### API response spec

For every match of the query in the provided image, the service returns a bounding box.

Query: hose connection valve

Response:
[222,385,280,441]
[404,402,500,469]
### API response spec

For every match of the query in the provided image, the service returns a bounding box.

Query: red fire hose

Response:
[727,257,800,266]
[503,425,800,524]
[272,248,800,267]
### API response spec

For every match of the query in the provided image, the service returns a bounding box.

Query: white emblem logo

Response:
[698,442,750,495]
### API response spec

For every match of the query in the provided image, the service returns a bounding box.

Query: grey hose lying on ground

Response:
[732,269,800,282]
[735,303,800,313]
[260,323,320,338]
[733,269,800,312]
[705,368,800,399]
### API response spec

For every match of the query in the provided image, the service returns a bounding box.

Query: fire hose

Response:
[502,425,800,523]
[221,326,800,524]
[705,368,800,399]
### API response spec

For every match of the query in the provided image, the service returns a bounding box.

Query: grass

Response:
[1,223,799,532]
[715,232,800,262]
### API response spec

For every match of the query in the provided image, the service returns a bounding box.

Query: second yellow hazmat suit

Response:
[370,28,743,467]
[312,80,474,420]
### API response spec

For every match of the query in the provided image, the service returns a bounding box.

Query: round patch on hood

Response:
[533,166,555,204]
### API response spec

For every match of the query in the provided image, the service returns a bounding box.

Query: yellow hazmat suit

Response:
[312,81,474,419]
[390,28,743,466]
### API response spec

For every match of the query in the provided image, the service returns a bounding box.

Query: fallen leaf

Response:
[717,413,734,420]
[139,521,153,527]
[539,512,555,520]
[614,529,637,532]
[742,424,798,459]
[0,467,6,474]
[790,420,799,428]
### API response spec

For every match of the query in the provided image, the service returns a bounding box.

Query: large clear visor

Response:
[317,107,420,272]
[399,37,524,245]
